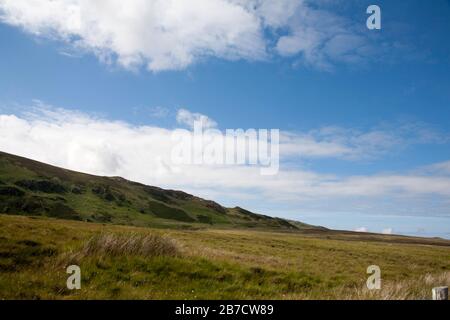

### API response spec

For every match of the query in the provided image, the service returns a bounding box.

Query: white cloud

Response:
[274,3,377,70]
[381,228,393,235]
[148,106,170,119]
[425,160,450,176]
[1,102,450,218]
[0,0,382,71]
[0,0,267,71]
[176,108,217,129]
[354,227,368,232]
[281,123,445,161]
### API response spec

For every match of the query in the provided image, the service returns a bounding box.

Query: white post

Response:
[432,286,448,300]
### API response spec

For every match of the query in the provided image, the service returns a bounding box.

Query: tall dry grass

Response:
[70,233,180,260]
[339,272,450,300]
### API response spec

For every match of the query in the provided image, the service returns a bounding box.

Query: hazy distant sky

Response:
[1,0,450,238]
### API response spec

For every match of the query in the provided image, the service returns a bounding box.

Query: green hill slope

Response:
[0,151,320,231]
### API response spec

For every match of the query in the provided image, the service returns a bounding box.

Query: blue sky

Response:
[0,0,450,238]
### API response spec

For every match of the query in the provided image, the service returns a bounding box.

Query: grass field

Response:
[1,214,449,300]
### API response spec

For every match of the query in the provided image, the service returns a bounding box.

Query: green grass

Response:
[0,214,449,300]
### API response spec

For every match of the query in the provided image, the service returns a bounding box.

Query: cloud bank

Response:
[0,0,382,71]
[1,102,450,218]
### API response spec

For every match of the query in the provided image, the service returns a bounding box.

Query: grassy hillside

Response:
[0,214,449,299]
[0,151,317,231]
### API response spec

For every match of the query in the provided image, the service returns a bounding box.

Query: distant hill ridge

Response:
[0,151,320,231]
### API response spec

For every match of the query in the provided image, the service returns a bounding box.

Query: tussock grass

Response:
[336,272,450,300]
[76,233,180,258]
